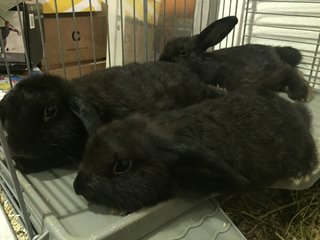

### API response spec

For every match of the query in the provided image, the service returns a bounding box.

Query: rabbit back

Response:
[72,61,224,121]
[163,89,316,186]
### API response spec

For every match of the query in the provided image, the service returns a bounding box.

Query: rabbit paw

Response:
[291,175,311,186]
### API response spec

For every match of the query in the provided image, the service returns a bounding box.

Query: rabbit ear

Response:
[0,95,8,124]
[196,16,238,52]
[69,97,102,135]
[175,143,249,188]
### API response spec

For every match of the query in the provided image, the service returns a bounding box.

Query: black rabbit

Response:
[74,88,317,214]
[0,62,225,173]
[159,16,311,102]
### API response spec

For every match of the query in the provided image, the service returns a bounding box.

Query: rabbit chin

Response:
[11,153,78,173]
[74,173,174,214]
[77,185,169,214]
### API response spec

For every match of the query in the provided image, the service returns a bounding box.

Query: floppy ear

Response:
[0,94,8,124]
[195,16,238,52]
[69,97,102,135]
[174,142,249,189]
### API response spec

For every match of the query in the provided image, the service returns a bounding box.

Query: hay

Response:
[218,181,320,240]
[0,187,29,240]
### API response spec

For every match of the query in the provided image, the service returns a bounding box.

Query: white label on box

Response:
[29,14,35,29]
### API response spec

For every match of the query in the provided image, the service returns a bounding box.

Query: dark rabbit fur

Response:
[0,62,225,173]
[159,16,310,101]
[73,88,317,214]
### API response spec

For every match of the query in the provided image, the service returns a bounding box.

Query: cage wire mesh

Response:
[0,0,320,239]
[1,0,319,84]
[241,0,320,89]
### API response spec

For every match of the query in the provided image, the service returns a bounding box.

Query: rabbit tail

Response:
[275,46,302,67]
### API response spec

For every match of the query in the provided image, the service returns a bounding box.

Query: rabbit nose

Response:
[73,171,87,195]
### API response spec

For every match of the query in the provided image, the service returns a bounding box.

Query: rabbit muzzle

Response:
[73,171,89,196]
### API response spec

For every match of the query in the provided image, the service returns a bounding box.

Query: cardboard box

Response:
[43,13,106,68]
[48,61,106,80]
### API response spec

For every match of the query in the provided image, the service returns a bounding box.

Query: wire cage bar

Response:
[2,1,319,78]
[242,0,320,88]
[0,0,320,239]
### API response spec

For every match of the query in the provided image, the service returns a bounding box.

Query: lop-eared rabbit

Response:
[0,62,225,172]
[74,88,317,214]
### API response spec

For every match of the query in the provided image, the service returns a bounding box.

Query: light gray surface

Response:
[141,199,246,240]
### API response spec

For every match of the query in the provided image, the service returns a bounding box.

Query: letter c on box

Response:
[72,31,81,41]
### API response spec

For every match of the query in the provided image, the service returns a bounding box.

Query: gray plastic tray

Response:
[141,199,246,240]
[17,168,246,240]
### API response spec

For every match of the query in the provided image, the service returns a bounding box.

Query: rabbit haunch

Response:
[74,89,317,214]
[0,62,225,173]
[159,16,311,101]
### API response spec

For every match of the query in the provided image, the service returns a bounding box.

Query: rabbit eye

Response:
[44,104,57,121]
[113,159,132,174]
[179,49,188,57]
